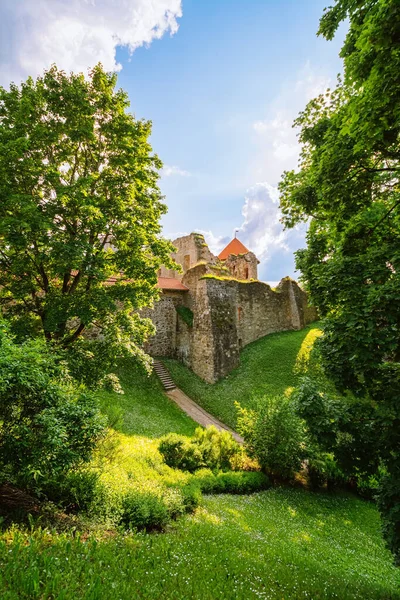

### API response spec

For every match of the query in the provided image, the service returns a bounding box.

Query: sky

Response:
[0,0,346,283]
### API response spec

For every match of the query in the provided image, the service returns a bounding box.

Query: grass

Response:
[164,323,322,429]
[1,489,399,599]
[1,326,399,599]
[95,360,197,438]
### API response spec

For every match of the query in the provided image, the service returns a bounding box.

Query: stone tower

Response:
[218,237,259,280]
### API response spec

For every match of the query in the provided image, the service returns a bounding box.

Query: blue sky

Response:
[1,0,345,282]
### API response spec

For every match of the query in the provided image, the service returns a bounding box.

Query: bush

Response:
[236,396,307,480]
[158,433,204,472]
[121,489,170,531]
[194,426,241,471]
[179,481,202,512]
[377,466,400,565]
[42,470,101,512]
[306,452,347,490]
[159,426,242,473]
[100,373,124,395]
[194,469,269,495]
[0,327,106,494]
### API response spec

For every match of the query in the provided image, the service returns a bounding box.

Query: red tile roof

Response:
[218,238,250,260]
[70,272,188,291]
[156,277,189,291]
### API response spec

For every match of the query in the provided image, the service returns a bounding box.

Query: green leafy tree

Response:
[0,64,175,373]
[0,322,105,493]
[236,396,307,481]
[279,0,400,560]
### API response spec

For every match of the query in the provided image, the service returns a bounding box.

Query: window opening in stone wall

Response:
[238,306,243,322]
[245,267,249,279]
[183,254,190,271]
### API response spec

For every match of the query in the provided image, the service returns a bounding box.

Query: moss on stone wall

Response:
[176,305,194,328]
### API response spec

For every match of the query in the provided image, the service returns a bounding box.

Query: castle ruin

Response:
[142,233,317,383]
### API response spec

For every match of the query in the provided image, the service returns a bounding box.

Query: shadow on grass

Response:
[164,323,322,429]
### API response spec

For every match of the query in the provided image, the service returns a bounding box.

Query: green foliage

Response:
[100,373,124,395]
[0,63,175,375]
[377,465,400,562]
[1,489,398,599]
[236,396,307,480]
[120,489,175,531]
[175,305,194,328]
[193,469,269,495]
[278,0,400,560]
[159,426,241,472]
[41,469,101,512]
[0,327,105,493]
[158,433,204,472]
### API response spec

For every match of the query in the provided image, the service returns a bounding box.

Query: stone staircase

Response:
[153,360,176,391]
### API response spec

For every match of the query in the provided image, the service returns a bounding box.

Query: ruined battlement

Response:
[144,233,318,382]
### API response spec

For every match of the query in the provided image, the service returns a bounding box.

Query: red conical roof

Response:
[218,238,250,260]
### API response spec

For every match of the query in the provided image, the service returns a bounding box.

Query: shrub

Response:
[42,470,101,512]
[377,466,400,565]
[100,373,124,395]
[121,489,170,531]
[306,452,347,490]
[158,433,204,472]
[179,481,202,512]
[120,480,202,532]
[0,328,106,494]
[159,426,241,473]
[236,396,307,480]
[193,426,241,472]
[194,469,269,495]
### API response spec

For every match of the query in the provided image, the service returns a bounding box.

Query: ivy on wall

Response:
[176,305,194,328]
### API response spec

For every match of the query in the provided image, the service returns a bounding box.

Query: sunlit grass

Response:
[1,489,399,599]
[1,325,398,599]
[164,323,322,428]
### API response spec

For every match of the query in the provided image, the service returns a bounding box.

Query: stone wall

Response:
[141,291,183,357]
[223,251,258,280]
[187,276,318,383]
[159,233,216,280]
[142,274,317,382]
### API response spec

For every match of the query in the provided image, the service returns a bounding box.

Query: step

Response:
[153,360,176,391]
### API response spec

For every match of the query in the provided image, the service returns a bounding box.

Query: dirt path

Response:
[166,387,244,444]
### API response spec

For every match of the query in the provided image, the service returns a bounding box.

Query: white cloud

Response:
[0,0,182,86]
[162,165,192,177]
[251,62,331,182]
[167,184,304,272]
[237,182,288,261]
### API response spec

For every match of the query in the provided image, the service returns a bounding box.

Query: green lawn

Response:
[1,489,399,599]
[164,323,322,428]
[95,360,197,438]
[1,327,399,600]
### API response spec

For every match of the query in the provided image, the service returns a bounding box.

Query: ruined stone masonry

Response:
[142,233,318,383]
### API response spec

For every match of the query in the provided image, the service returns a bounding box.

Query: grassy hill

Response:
[1,327,399,599]
[164,323,322,428]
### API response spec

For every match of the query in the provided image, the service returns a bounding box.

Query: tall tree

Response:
[0,65,175,373]
[279,0,400,560]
